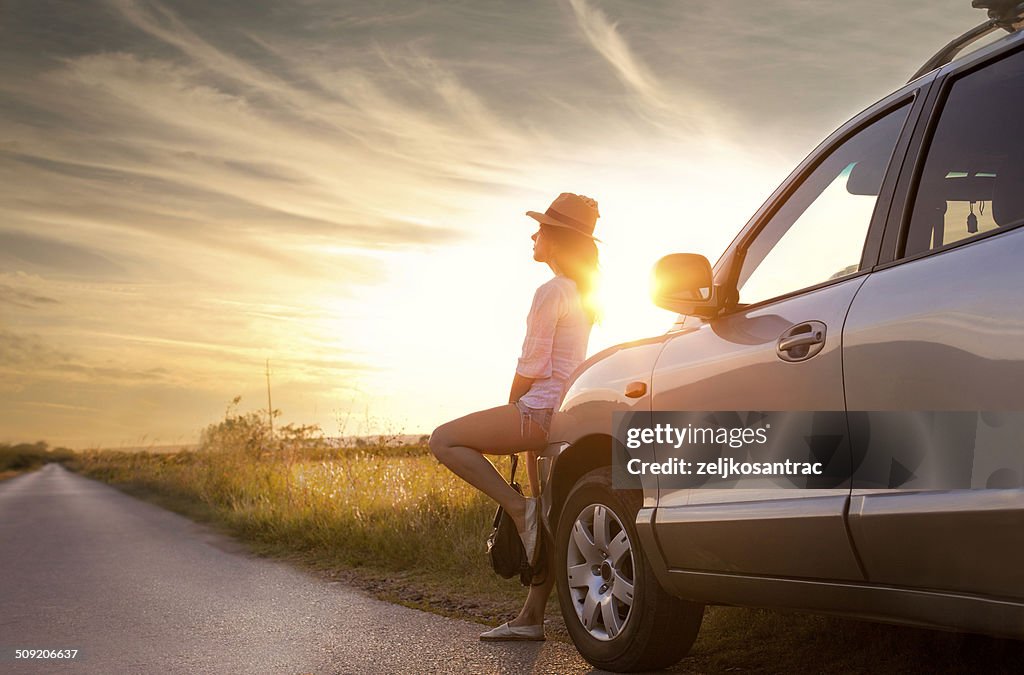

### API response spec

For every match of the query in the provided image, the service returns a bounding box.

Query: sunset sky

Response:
[0,1,987,448]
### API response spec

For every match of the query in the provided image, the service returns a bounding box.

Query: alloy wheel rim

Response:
[565,503,635,641]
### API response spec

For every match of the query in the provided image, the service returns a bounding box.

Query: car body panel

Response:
[653,566,1024,638]
[844,228,1024,600]
[648,277,865,580]
[550,337,670,447]
[541,337,670,519]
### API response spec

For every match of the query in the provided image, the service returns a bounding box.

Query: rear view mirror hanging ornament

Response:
[967,201,979,233]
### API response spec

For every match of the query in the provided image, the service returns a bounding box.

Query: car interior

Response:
[905,53,1024,255]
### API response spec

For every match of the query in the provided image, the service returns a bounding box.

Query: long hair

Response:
[543,225,601,323]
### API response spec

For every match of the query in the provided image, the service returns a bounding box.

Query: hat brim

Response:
[525,211,601,242]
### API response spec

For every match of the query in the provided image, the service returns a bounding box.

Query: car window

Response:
[736,104,910,306]
[903,48,1024,257]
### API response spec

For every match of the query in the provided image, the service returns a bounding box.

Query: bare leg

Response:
[429,403,546,530]
[509,559,555,627]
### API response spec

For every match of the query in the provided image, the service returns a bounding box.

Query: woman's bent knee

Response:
[428,423,452,460]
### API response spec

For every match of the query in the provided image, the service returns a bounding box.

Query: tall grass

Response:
[0,441,74,477]
[67,403,521,602]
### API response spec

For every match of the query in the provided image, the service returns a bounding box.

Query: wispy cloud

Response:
[0,229,127,278]
[560,0,733,142]
[0,283,60,309]
[0,330,70,368]
[566,0,665,107]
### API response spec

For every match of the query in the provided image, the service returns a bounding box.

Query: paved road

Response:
[0,464,594,674]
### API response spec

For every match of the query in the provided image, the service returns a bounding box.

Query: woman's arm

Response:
[512,281,566,497]
[509,373,543,496]
[508,372,535,405]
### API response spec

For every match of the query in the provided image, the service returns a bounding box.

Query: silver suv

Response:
[539,4,1024,671]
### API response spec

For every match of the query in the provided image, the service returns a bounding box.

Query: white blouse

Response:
[516,275,593,410]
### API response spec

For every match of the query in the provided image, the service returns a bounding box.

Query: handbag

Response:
[486,454,541,586]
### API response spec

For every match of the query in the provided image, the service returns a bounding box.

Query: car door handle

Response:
[625,381,647,398]
[777,321,827,362]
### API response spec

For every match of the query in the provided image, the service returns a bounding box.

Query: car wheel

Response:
[555,467,704,672]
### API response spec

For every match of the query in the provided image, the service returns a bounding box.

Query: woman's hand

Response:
[508,372,535,405]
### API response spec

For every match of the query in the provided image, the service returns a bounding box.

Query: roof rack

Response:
[908,1,1024,82]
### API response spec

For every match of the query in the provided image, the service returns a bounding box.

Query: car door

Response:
[844,39,1024,600]
[649,90,925,581]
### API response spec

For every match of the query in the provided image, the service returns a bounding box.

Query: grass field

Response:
[59,406,1024,673]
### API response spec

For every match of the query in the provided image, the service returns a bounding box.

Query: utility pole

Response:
[265,358,274,438]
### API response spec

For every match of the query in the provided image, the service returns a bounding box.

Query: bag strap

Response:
[509,453,518,483]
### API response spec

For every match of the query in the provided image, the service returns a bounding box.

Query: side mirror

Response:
[650,253,720,317]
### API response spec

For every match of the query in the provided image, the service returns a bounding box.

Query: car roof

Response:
[912,7,1024,81]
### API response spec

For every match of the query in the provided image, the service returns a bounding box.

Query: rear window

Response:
[903,47,1024,257]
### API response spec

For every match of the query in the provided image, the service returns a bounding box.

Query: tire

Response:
[554,467,704,672]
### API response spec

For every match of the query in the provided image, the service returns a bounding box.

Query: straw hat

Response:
[526,193,601,242]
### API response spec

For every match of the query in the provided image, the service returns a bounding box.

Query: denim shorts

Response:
[515,399,553,439]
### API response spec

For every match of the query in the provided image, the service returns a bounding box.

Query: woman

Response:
[429,192,601,641]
